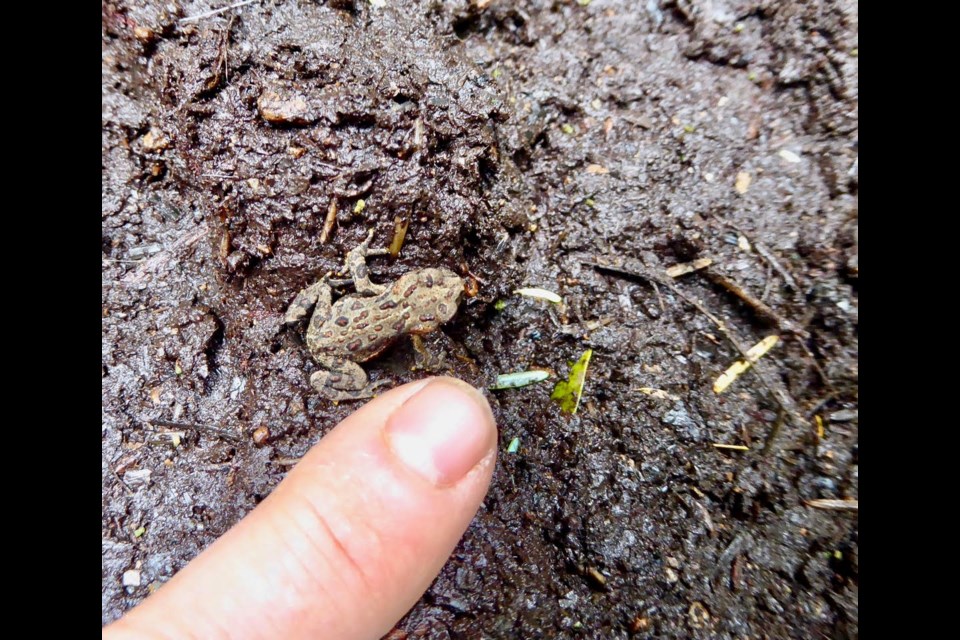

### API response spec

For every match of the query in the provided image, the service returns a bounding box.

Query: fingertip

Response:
[385,376,498,487]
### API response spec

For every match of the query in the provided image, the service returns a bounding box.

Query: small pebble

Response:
[258,90,312,126]
[252,426,270,446]
[688,602,710,628]
[122,569,141,588]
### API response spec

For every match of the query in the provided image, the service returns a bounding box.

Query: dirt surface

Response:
[102,1,858,636]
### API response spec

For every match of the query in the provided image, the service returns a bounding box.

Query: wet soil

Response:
[102,1,858,637]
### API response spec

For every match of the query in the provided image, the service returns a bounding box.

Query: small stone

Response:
[123,468,152,487]
[142,128,170,151]
[665,567,679,583]
[688,602,710,628]
[778,149,802,163]
[133,26,155,42]
[122,569,141,588]
[630,616,650,633]
[252,426,270,446]
[830,409,858,422]
[585,566,607,588]
[258,89,313,126]
[735,171,751,194]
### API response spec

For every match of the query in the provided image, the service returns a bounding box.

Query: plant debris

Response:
[491,370,551,390]
[778,149,802,163]
[320,201,337,244]
[713,335,779,394]
[389,214,410,257]
[551,349,593,414]
[805,499,859,511]
[636,387,679,401]
[666,258,713,278]
[514,287,563,304]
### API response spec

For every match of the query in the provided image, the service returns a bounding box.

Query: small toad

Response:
[285,230,464,401]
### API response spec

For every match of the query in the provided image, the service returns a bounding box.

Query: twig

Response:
[320,200,338,244]
[693,500,715,535]
[805,498,858,511]
[805,394,836,420]
[704,270,806,337]
[703,270,831,390]
[665,258,712,278]
[149,419,241,443]
[207,14,235,91]
[586,258,809,435]
[722,222,800,294]
[179,0,257,24]
[753,241,800,294]
[760,262,774,303]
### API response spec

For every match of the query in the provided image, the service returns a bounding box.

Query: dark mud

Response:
[103,1,858,636]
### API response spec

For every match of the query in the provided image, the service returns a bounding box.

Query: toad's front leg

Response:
[285,272,333,325]
[343,229,390,296]
[310,355,390,402]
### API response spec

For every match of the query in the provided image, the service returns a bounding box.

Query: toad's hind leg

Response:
[310,357,391,402]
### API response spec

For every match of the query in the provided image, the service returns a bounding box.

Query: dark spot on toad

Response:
[355,322,369,330]
[351,301,364,311]
[419,314,436,323]
[438,303,448,315]
[374,324,383,332]
[404,285,418,297]
[335,317,350,327]
[347,340,362,352]
[392,319,405,331]
[379,300,398,310]
[425,273,434,287]
[358,310,369,320]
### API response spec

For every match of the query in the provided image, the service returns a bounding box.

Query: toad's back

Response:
[306,267,463,361]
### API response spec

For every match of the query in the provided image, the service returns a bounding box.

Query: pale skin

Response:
[104,377,498,640]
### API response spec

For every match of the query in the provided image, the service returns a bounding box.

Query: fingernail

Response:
[385,378,496,487]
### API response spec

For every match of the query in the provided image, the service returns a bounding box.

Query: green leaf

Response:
[551,349,593,414]
[506,437,521,454]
